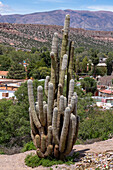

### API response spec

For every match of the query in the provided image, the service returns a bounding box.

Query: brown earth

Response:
[0,138,113,170]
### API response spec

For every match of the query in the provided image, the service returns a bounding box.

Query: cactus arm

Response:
[52,107,59,145]
[57,54,68,108]
[27,80,41,129]
[44,76,50,97]
[64,96,67,108]
[59,107,70,153]
[50,32,59,97]
[73,92,78,116]
[64,114,76,155]
[43,104,47,128]
[31,130,35,141]
[38,86,46,127]
[60,14,70,71]
[68,41,74,79]
[47,126,52,145]
[68,79,75,104]
[73,116,80,145]
[35,134,41,148]
[70,96,76,113]
[66,41,74,99]
[41,134,47,153]
[54,145,59,158]
[47,83,54,127]
[59,54,68,92]
[35,103,39,118]
[36,148,44,158]
[29,107,38,135]
[44,145,53,157]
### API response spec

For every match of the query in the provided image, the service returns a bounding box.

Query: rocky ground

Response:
[0,138,113,170]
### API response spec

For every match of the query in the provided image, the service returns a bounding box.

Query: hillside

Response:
[1,10,113,31]
[0,22,113,52]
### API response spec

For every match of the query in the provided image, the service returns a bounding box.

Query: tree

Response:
[80,77,97,94]
[8,63,26,79]
[90,50,99,77]
[82,56,88,73]
[0,55,11,71]
[106,52,113,75]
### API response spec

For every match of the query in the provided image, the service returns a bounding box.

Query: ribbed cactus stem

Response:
[59,107,70,153]
[68,79,75,104]
[54,145,59,158]
[64,114,76,155]
[52,32,58,53]
[43,104,47,127]
[50,32,59,98]
[70,96,76,113]
[57,54,68,106]
[36,148,44,158]
[27,80,41,129]
[59,95,64,114]
[47,83,54,126]
[59,54,68,92]
[73,92,78,116]
[60,14,70,70]
[41,134,47,153]
[68,41,74,79]
[38,86,45,127]
[44,145,53,157]
[47,126,52,145]
[35,104,39,118]
[64,14,70,34]
[73,116,79,145]
[52,107,59,145]
[29,108,37,135]
[68,104,72,112]
[31,130,35,143]
[57,95,65,135]
[64,96,67,108]
[44,76,50,97]
[35,134,41,148]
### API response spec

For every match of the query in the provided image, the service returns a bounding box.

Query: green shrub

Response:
[21,141,36,152]
[78,109,113,141]
[25,153,77,168]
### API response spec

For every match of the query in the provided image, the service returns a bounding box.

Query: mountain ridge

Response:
[1,9,113,31]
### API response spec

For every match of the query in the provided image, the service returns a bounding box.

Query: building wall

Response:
[0,90,15,99]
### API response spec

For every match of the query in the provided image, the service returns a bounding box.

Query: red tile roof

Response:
[100,89,113,94]
[0,71,8,76]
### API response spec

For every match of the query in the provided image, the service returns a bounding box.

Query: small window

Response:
[2,93,9,97]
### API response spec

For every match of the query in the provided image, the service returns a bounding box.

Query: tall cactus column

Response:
[60,14,70,72]
[27,14,79,160]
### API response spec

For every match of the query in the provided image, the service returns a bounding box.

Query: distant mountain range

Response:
[1,9,113,31]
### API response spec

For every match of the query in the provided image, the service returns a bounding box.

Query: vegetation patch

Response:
[25,153,79,168]
[21,141,36,152]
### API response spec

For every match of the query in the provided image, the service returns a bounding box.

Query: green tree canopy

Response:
[8,63,26,79]
[106,52,113,75]
[80,77,97,94]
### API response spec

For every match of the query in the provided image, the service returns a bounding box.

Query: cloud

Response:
[0,1,13,15]
[34,0,64,3]
[87,5,113,12]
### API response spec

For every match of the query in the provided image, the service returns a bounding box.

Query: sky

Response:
[1,0,113,15]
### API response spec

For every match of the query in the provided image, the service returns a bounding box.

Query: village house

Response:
[0,71,8,78]
[0,79,25,99]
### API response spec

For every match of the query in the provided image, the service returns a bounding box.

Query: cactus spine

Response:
[27,14,79,159]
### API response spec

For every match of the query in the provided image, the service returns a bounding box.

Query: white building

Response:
[0,89,15,99]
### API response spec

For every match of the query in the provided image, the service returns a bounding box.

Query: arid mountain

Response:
[1,10,113,31]
[0,22,113,52]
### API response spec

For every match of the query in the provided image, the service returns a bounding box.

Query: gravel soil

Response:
[0,138,113,170]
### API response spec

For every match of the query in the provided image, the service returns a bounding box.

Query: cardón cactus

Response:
[27,14,79,159]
